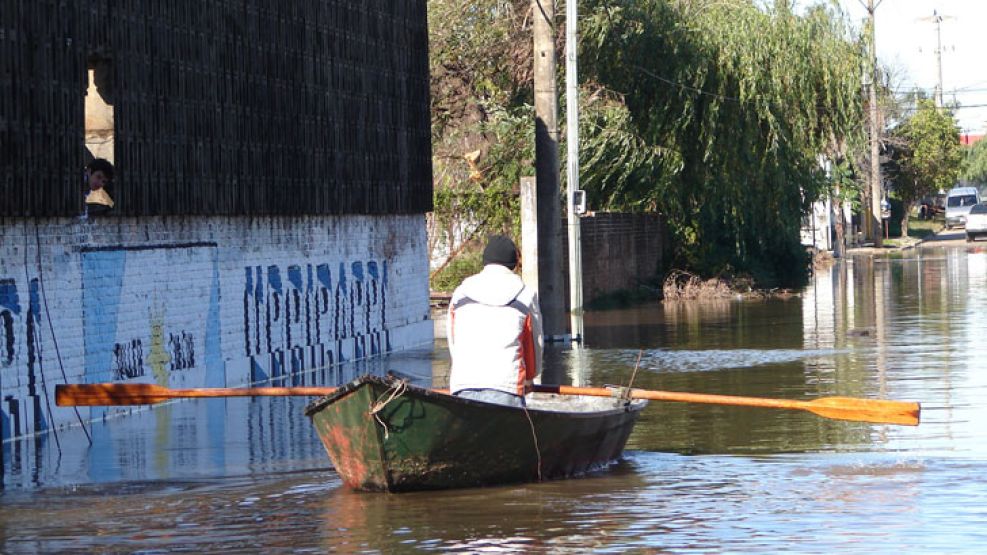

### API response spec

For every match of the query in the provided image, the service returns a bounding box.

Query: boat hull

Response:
[305,375,646,492]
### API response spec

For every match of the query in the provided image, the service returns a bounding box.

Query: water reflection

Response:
[1,352,434,489]
[575,247,987,457]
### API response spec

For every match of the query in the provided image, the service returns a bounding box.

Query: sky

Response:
[831,0,987,134]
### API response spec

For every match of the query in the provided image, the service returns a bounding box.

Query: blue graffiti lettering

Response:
[113,339,145,380]
[169,332,195,371]
[0,278,21,367]
[242,260,387,378]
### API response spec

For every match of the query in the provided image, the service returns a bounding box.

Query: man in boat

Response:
[446,235,543,407]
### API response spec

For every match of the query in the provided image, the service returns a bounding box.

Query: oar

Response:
[56,383,920,426]
[531,385,920,426]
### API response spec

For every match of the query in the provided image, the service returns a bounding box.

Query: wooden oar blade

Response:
[806,397,921,426]
[56,383,173,406]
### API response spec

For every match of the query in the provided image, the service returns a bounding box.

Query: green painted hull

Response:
[304,375,646,492]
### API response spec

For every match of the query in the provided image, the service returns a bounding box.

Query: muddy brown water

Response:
[2,245,987,552]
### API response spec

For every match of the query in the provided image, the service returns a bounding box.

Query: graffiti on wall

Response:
[112,339,145,380]
[0,278,19,368]
[3,245,397,445]
[242,260,389,383]
[0,276,52,442]
[79,244,224,388]
[169,332,196,371]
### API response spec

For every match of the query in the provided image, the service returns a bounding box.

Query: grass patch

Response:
[907,218,942,239]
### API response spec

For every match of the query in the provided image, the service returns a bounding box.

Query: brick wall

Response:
[0,215,432,443]
[567,213,669,305]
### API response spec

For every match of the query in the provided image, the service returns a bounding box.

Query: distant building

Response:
[801,198,853,252]
[960,134,984,146]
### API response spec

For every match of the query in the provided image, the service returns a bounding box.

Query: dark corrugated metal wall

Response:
[0,0,432,217]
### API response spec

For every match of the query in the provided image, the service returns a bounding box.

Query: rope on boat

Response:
[623,349,644,401]
[369,380,408,439]
[521,404,543,481]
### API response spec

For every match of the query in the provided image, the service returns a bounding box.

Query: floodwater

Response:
[3,245,987,552]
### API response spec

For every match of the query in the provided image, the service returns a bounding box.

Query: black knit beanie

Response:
[482,235,518,270]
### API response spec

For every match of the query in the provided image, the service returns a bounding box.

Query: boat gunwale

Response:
[303,374,647,418]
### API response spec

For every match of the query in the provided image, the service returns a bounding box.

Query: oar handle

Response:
[168,387,337,398]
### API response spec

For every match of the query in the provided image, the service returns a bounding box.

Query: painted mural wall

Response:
[0,215,432,446]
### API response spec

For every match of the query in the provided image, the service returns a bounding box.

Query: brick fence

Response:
[565,212,670,305]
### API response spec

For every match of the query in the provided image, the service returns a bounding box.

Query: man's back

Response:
[447,264,542,397]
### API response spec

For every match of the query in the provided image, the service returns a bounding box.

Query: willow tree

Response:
[578,0,864,286]
[962,137,987,186]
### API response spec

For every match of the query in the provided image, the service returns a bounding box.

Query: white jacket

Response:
[447,265,543,396]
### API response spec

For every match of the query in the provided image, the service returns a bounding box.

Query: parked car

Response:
[966,203,987,242]
[945,187,982,229]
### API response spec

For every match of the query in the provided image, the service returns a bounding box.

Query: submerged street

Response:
[2,243,987,552]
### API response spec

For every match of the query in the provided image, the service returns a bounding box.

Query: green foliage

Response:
[962,139,987,185]
[428,0,533,290]
[573,88,682,211]
[890,99,963,206]
[432,106,532,241]
[576,0,864,287]
[430,250,484,293]
[428,0,866,290]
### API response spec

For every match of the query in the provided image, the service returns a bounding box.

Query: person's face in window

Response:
[88,169,109,191]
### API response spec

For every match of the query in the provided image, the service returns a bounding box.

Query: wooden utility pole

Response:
[866,0,883,247]
[531,0,565,338]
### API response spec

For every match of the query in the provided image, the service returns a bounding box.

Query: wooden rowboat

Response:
[54,374,918,492]
[304,375,647,492]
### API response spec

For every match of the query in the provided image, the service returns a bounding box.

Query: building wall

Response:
[1,0,432,217]
[0,215,432,443]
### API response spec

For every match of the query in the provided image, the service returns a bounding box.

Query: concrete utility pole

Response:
[918,10,952,108]
[865,0,883,247]
[531,0,566,339]
[933,11,944,107]
[564,0,584,343]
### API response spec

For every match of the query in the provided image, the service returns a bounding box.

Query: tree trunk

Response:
[902,201,913,238]
[832,193,845,257]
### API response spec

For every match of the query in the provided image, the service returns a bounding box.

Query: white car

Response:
[966,203,987,242]
[945,187,981,229]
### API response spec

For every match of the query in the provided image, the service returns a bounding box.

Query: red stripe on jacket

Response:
[516,314,536,395]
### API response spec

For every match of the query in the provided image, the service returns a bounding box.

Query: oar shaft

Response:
[168,387,337,398]
[535,384,804,409]
[55,383,337,407]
